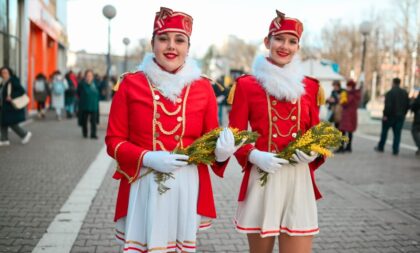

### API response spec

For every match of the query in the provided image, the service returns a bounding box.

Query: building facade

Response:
[0,0,67,108]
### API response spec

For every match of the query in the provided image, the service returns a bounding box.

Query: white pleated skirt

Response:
[115,164,212,253]
[235,163,319,237]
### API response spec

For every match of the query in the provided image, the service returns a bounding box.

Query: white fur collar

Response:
[252,55,305,101]
[138,53,201,103]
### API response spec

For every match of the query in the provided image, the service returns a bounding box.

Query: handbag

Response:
[7,82,30,109]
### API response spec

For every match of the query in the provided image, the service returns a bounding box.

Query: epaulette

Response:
[201,75,224,92]
[227,74,250,105]
[317,85,326,106]
[113,71,138,92]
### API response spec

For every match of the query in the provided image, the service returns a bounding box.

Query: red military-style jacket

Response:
[105,71,227,221]
[229,74,325,201]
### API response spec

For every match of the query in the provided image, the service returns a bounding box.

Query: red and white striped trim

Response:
[121,239,197,253]
[234,220,319,237]
[198,220,212,230]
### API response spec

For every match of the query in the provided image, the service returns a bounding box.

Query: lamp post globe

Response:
[103,5,116,20]
[123,37,130,46]
[102,5,116,100]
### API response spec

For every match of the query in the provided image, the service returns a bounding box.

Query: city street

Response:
[0,106,419,253]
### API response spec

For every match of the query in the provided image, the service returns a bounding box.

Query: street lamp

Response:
[122,37,130,72]
[358,21,372,108]
[102,5,116,100]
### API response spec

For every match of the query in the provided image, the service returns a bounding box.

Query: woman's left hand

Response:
[214,127,245,162]
[6,96,12,102]
[291,149,318,164]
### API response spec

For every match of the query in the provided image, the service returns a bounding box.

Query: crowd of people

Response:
[0,67,113,146]
[325,77,420,156]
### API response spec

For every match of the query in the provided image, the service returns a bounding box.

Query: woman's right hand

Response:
[143,151,189,173]
[6,96,12,102]
[248,149,289,174]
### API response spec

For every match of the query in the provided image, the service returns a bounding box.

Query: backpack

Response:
[34,80,45,92]
[53,81,65,95]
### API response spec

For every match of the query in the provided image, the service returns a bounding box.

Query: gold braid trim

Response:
[272,106,296,121]
[114,141,131,181]
[179,85,190,148]
[273,123,297,137]
[155,140,168,151]
[156,101,181,115]
[129,150,148,183]
[155,120,181,135]
[267,93,273,151]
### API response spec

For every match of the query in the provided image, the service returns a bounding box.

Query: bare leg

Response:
[278,234,313,253]
[247,233,276,253]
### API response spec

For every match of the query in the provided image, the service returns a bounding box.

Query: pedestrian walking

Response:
[326,80,345,128]
[105,7,234,253]
[375,78,410,155]
[77,70,99,139]
[0,66,32,146]
[228,10,325,253]
[337,80,361,153]
[50,70,68,121]
[33,73,50,119]
[64,70,77,118]
[410,91,420,156]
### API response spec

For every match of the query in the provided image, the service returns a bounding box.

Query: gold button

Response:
[272,100,277,106]
[291,99,297,104]
[272,116,278,122]
[176,98,182,103]
[291,115,296,121]
[177,116,183,122]
[154,95,160,100]
[273,133,278,138]
[154,132,160,138]
[291,132,297,138]
[174,135,180,141]
[155,113,161,119]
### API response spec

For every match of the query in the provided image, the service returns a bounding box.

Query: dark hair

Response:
[84,69,94,78]
[346,79,356,88]
[392,78,401,86]
[0,66,15,77]
[332,80,341,88]
[36,73,46,80]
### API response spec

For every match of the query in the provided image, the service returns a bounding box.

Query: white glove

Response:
[291,149,318,164]
[214,128,245,162]
[143,151,189,173]
[248,149,289,173]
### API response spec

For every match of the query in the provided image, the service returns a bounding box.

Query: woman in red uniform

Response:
[105,7,237,253]
[229,10,325,253]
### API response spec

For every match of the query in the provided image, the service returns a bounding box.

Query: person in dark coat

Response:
[65,71,77,118]
[338,80,361,152]
[0,66,32,146]
[410,91,420,156]
[375,78,410,155]
[326,80,345,128]
[33,73,50,119]
[77,69,99,139]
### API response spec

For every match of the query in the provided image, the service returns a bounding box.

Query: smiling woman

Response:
[228,10,326,253]
[105,6,238,253]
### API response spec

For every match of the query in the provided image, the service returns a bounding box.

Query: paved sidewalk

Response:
[1,106,419,252]
[71,130,420,253]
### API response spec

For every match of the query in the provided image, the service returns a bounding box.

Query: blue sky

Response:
[67,0,394,57]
